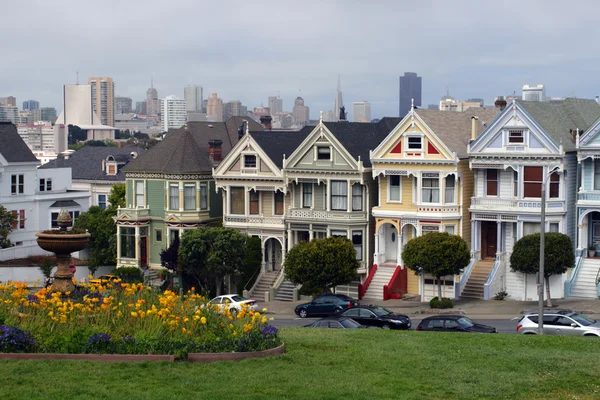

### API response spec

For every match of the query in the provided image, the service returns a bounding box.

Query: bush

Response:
[429,297,453,309]
[113,267,142,283]
[39,257,54,279]
[0,326,36,353]
[494,290,508,300]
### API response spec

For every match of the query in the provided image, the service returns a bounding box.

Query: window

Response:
[445,319,460,329]
[549,172,559,198]
[39,178,52,192]
[408,136,422,150]
[169,229,179,244]
[523,222,541,236]
[486,169,498,196]
[331,230,347,238]
[352,231,362,260]
[98,194,107,210]
[184,184,195,210]
[331,181,347,211]
[317,147,331,160]
[274,191,284,215]
[120,227,135,258]
[108,164,117,175]
[244,155,257,168]
[11,210,25,230]
[508,129,524,143]
[249,190,259,214]
[11,174,24,194]
[51,211,79,228]
[389,176,401,202]
[422,175,440,203]
[154,229,163,243]
[445,225,455,235]
[135,181,145,207]
[352,183,363,211]
[200,183,208,210]
[445,175,455,204]
[427,319,443,329]
[302,184,312,208]
[169,184,179,210]
[595,159,600,190]
[549,222,559,233]
[513,170,518,198]
[230,187,245,215]
[523,166,543,198]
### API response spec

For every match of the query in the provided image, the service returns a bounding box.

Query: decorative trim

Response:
[126,172,213,180]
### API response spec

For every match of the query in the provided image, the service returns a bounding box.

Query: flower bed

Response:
[0,281,281,361]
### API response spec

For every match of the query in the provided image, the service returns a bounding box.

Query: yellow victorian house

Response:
[368,106,499,301]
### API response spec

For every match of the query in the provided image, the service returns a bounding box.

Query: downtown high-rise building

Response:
[353,101,371,122]
[146,79,159,116]
[268,96,283,115]
[223,100,247,120]
[22,100,39,111]
[399,72,422,117]
[114,96,133,114]
[0,96,16,107]
[161,95,186,131]
[184,85,203,113]
[206,93,223,122]
[39,107,57,123]
[88,77,115,126]
[522,84,546,102]
[292,97,309,125]
[333,75,344,121]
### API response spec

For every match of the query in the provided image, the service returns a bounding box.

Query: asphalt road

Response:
[272,317,519,334]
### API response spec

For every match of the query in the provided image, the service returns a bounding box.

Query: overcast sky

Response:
[3,0,600,119]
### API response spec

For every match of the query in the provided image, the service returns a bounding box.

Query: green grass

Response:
[1,328,600,400]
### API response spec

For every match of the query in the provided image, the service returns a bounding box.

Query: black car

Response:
[416,315,497,333]
[305,317,366,329]
[294,294,359,318]
[341,305,411,330]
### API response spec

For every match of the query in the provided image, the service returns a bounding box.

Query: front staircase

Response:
[249,271,279,299]
[362,265,396,301]
[570,258,600,299]
[273,280,295,301]
[461,259,495,299]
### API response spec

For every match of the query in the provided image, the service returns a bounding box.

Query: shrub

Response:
[429,297,453,309]
[114,267,142,283]
[39,257,54,279]
[0,326,36,353]
[494,290,509,300]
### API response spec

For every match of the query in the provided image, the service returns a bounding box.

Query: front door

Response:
[384,225,398,262]
[140,236,148,266]
[481,222,497,259]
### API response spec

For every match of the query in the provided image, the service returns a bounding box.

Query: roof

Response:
[124,117,263,174]
[414,108,500,158]
[0,122,39,163]
[323,121,394,167]
[40,145,147,181]
[250,130,310,168]
[49,200,81,208]
[517,98,600,152]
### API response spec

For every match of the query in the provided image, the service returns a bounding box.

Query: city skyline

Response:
[2,1,600,119]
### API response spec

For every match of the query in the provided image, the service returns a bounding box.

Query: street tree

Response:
[510,232,574,307]
[160,235,179,272]
[403,232,470,300]
[0,206,16,249]
[108,184,126,210]
[73,206,116,276]
[284,236,359,295]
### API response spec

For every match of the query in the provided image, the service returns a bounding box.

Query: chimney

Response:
[470,116,479,142]
[260,115,272,131]
[596,96,599,104]
[208,139,223,163]
[494,96,507,111]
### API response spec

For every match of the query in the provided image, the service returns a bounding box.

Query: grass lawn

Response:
[1,328,599,400]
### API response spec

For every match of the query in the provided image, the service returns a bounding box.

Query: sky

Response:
[3,0,600,120]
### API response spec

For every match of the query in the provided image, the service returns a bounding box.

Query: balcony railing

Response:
[224,215,285,226]
[417,205,460,213]
[115,207,150,221]
[471,197,565,211]
[288,208,368,221]
[578,192,600,202]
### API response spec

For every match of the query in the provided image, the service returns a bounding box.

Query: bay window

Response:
[444,175,455,204]
[352,231,363,260]
[135,181,145,207]
[169,184,179,210]
[486,169,498,196]
[120,227,135,258]
[249,190,259,214]
[595,159,600,190]
[549,172,560,198]
[331,181,347,211]
[523,166,543,198]
[422,174,440,203]
[302,184,312,208]
[389,176,401,202]
[184,184,195,210]
[352,183,363,211]
[274,191,284,215]
[200,183,208,210]
[230,187,245,215]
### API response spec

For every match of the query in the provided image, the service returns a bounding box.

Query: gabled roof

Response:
[414,108,500,158]
[322,121,394,167]
[0,122,39,163]
[123,117,263,174]
[249,130,311,168]
[40,145,146,181]
[517,98,600,152]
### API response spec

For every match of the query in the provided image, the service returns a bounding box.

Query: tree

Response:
[510,232,574,307]
[73,206,117,275]
[67,124,87,145]
[108,184,126,210]
[178,227,248,296]
[160,235,179,272]
[0,206,16,249]
[237,236,262,294]
[403,232,470,300]
[284,236,360,295]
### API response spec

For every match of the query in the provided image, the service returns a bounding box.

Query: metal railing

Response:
[455,255,477,299]
[483,255,503,300]
[564,248,585,298]
[243,265,264,295]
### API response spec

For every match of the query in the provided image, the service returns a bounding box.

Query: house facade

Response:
[370,108,499,301]
[468,99,600,301]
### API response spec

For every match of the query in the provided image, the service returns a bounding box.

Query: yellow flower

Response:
[229,324,234,329]
[232,330,237,336]
[200,317,207,325]
[262,316,267,324]
[262,308,268,313]
[131,311,138,318]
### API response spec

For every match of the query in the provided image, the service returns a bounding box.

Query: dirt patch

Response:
[0,256,88,267]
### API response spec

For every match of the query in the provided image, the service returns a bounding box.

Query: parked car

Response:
[305,317,367,329]
[416,315,497,333]
[88,274,120,285]
[517,310,600,336]
[209,294,258,314]
[294,294,359,318]
[341,305,411,330]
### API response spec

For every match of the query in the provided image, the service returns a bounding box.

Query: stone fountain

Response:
[36,208,90,293]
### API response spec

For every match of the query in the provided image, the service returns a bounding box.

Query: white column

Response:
[496,221,502,257]
[261,238,267,272]
[471,219,476,254]
[397,225,402,266]
[287,227,292,251]
[346,180,352,212]
[134,226,140,266]
[326,179,330,211]
[244,187,249,216]
[374,229,379,265]
[116,226,121,266]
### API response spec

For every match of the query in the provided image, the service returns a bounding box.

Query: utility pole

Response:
[538,173,546,335]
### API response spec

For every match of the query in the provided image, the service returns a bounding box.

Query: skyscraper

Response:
[206,93,223,122]
[399,72,422,117]
[223,100,246,120]
[268,96,283,116]
[353,101,371,122]
[88,77,115,126]
[334,75,344,121]
[135,101,147,115]
[146,78,159,116]
[0,96,16,106]
[184,85,203,113]
[522,84,546,102]
[292,97,309,125]
[114,96,133,114]
[161,95,186,131]
[39,107,57,123]
[22,100,39,111]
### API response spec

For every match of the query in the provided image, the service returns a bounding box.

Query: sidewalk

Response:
[261,298,600,320]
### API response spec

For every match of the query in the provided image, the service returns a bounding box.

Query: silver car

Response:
[517,310,600,336]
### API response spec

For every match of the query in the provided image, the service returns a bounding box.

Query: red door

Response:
[140,237,148,266]
[481,222,497,259]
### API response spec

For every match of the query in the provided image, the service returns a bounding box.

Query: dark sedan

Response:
[294,294,359,318]
[341,305,411,330]
[416,315,497,333]
[305,317,366,329]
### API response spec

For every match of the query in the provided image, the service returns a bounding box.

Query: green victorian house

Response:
[114,117,261,269]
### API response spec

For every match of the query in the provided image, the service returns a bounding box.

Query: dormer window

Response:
[317,147,331,160]
[508,130,524,143]
[107,164,117,175]
[244,155,257,168]
[407,137,422,150]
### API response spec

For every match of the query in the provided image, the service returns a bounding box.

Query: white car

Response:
[209,294,258,313]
